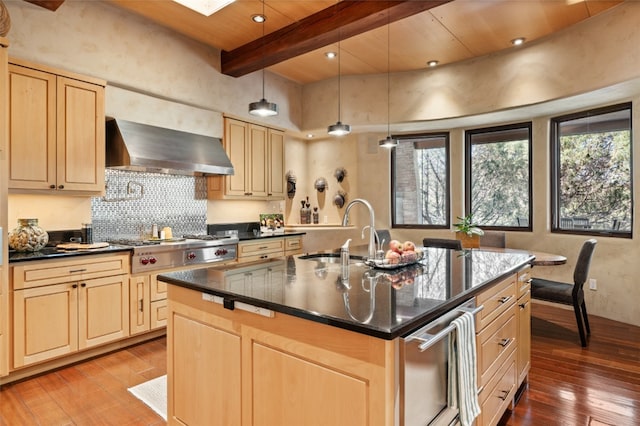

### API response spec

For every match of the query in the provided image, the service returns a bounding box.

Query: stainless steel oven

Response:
[400,299,482,426]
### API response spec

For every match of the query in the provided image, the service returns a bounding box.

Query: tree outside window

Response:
[392,133,449,228]
[551,103,632,236]
[466,123,532,229]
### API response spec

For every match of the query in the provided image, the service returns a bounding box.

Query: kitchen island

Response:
[159,248,533,426]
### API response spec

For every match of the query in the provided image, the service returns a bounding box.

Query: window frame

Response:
[464,121,533,232]
[550,102,633,238]
[391,131,451,229]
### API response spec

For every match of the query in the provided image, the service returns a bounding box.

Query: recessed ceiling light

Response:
[427,60,439,67]
[511,37,526,46]
[307,134,314,139]
[252,14,265,23]
[325,51,337,59]
[172,0,235,17]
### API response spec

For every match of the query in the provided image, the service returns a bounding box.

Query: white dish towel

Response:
[448,311,481,426]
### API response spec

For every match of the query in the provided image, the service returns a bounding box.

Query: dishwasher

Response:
[399,298,483,426]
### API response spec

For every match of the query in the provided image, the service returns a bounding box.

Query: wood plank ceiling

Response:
[33,0,624,84]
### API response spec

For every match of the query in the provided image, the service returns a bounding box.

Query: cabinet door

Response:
[248,124,268,197]
[150,299,167,329]
[171,314,242,426]
[267,129,285,198]
[130,274,150,335]
[13,283,78,368]
[79,275,129,349]
[56,76,105,192]
[517,290,531,385]
[8,64,57,190]
[225,118,249,196]
[253,343,368,426]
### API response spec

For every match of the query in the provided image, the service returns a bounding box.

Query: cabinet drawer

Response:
[284,237,303,255]
[237,251,283,265]
[151,299,167,329]
[150,276,167,301]
[477,306,516,389]
[477,352,517,426]
[238,239,284,257]
[12,254,130,289]
[517,266,531,298]
[475,275,516,331]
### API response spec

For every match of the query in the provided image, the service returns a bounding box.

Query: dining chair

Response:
[530,239,597,347]
[479,231,506,248]
[375,229,392,249]
[422,238,462,250]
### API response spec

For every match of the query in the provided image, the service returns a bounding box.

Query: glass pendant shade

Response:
[249,98,278,117]
[327,121,351,136]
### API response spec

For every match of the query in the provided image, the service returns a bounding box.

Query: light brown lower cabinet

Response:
[237,235,304,264]
[166,284,394,426]
[13,274,129,368]
[11,253,130,369]
[130,273,171,334]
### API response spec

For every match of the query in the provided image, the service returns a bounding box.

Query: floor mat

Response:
[128,375,167,421]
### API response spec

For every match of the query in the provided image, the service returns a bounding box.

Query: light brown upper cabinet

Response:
[208,117,285,200]
[8,59,106,194]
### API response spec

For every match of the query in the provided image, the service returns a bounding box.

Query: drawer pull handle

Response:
[72,284,78,289]
[69,268,87,274]
[260,255,268,259]
[258,246,269,250]
[519,302,528,309]
[498,296,512,304]
[499,338,511,347]
[498,390,510,401]
[139,300,144,312]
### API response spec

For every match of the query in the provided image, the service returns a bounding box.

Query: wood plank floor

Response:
[500,302,640,426]
[1,303,638,425]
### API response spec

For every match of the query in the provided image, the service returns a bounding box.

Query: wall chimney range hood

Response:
[106,118,234,176]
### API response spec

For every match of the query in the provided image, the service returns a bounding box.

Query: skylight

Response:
[173,0,235,17]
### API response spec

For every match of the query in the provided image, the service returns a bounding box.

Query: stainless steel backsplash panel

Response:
[91,169,207,241]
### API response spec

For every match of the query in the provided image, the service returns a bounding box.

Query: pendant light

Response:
[249,1,278,117]
[379,12,397,148]
[327,25,351,136]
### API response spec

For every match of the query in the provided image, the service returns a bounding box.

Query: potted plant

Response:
[454,214,484,248]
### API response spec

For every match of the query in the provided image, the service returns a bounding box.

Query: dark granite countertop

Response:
[158,247,533,340]
[8,244,133,263]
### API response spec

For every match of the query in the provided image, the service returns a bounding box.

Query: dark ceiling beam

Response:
[221,0,452,78]
[24,0,65,12]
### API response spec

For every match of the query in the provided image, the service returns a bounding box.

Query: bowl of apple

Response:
[365,240,423,269]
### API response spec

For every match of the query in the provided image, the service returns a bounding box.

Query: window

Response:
[551,103,632,237]
[465,122,532,230]
[392,133,450,228]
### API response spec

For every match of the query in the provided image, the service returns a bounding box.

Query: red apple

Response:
[401,250,417,263]
[403,241,416,252]
[389,240,403,253]
[385,250,401,264]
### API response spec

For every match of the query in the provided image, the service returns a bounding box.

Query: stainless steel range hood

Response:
[106,118,234,176]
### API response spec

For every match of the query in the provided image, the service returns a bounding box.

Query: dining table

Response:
[476,247,567,266]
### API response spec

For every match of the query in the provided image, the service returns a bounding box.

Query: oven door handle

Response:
[409,305,484,352]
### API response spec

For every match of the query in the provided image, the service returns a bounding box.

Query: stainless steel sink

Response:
[298,253,365,263]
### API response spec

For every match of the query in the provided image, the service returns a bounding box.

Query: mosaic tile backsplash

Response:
[91,169,208,241]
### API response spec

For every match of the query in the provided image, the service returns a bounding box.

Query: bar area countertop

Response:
[158,247,533,340]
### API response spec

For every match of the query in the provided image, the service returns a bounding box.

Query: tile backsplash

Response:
[91,169,207,241]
